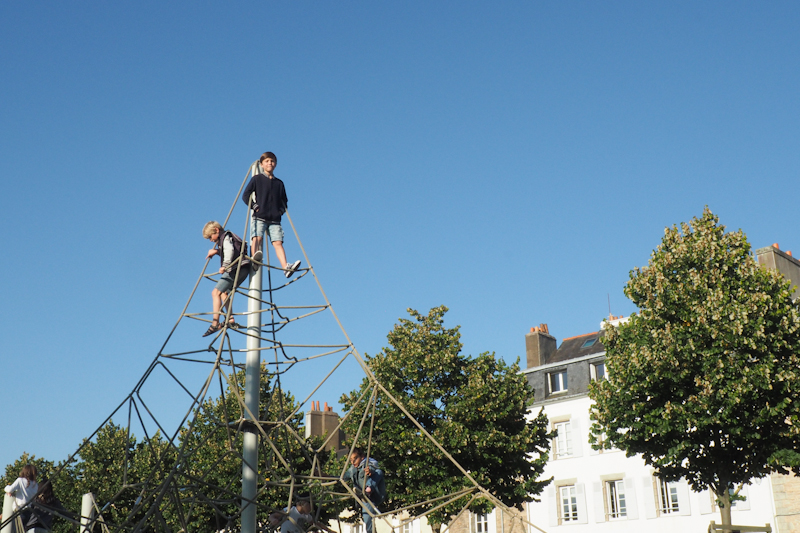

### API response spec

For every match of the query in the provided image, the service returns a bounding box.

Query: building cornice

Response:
[520,350,607,374]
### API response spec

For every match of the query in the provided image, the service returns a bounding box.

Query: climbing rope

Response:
[3,160,548,533]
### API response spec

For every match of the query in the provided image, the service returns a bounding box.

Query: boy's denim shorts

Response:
[251,216,284,243]
[215,266,251,294]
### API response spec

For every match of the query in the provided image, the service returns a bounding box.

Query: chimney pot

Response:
[788,251,793,257]
[773,243,780,249]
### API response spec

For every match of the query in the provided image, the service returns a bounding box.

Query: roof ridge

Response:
[561,331,599,342]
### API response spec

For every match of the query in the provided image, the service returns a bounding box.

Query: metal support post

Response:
[1,493,14,533]
[80,493,95,533]
[241,246,263,533]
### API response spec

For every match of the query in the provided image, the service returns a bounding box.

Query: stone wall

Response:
[771,473,800,533]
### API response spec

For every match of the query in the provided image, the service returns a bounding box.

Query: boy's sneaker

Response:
[251,250,262,272]
[285,260,301,278]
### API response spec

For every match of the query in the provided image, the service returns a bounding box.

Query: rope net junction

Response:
[2,162,548,533]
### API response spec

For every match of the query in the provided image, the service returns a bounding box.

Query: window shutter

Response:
[621,477,638,520]
[571,418,583,457]
[677,480,691,516]
[642,476,657,519]
[698,489,713,515]
[576,484,588,524]
[593,482,605,523]
[735,486,751,511]
[589,429,600,456]
[547,487,558,527]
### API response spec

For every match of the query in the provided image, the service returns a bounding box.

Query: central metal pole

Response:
[241,243,262,533]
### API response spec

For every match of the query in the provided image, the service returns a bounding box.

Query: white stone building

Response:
[520,323,776,532]
[521,239,800,533]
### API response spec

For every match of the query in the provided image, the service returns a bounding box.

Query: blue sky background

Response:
[1,2,799,470]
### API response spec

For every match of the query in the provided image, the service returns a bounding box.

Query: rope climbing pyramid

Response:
[2,161,549,533]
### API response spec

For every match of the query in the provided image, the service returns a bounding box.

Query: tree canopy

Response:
[2,366,343,533]
[589,208,800,527]
[177,366,345,531]
[340,306,552,533]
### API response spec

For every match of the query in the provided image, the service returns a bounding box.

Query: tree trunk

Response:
[716,489,733,533]
[430,523,441,533]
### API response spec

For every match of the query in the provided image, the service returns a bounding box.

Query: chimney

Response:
[305,400,346,452]
[525,323,557,368]
[757,242,800,301]
[601,315,630,329]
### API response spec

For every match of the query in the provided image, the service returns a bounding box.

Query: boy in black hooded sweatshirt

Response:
[241,151,301,278]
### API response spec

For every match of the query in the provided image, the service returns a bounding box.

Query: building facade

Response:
[522,322,775,532]
[522,242,800,532]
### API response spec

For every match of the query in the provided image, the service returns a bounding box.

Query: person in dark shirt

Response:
[241,152,301,278]
[25,477,72,532]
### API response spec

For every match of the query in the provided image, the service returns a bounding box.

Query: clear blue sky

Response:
[1,2,799,471]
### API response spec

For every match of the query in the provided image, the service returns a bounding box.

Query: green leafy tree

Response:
[590,208,800,531]
[341,306,552,533]
[68,422,175,530]
[176,365,346,531]
[3,370,345,533]
[2,433,170,533]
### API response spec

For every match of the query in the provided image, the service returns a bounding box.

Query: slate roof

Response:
[547,330,606,364]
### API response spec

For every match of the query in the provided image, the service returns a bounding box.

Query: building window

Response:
[605,480,627,519]
[548,370,568,393]
[581,338,597,348]
[353,525,364,533]
[401,522,412,533]
[708,486,750,513]
[553,421,573,458]
[591,362,606,380]
[559,485,579,523]
[726,487,738,510]
[657,479,680,514]
[471,513,488,533]
[728,486,750,509]
[593,431,618,453]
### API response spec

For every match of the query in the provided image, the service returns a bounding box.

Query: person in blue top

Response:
[241,152,301,278]
[343,447,386,533]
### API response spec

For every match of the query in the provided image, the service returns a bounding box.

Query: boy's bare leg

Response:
[211,288,224,325]
[220,292,231,323]
[272,240,288,269]
[251,236,263,260]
